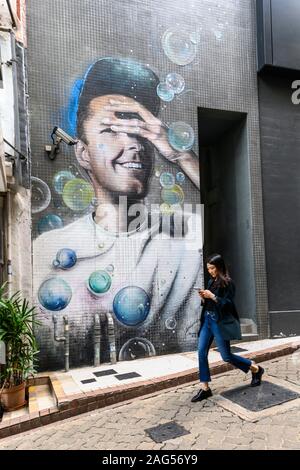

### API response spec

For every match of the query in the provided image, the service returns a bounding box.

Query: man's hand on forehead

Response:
[101,99,179,162]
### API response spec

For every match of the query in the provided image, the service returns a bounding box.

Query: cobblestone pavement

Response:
[1,352,300,450]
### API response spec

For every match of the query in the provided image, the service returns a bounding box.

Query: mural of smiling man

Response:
[33,57,203,370]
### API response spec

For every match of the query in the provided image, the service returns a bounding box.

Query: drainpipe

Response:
[6,0,17,29]
[94,313,101,367]
[106,312,116,364]
[53,314,69,372]
[6,190,13,297]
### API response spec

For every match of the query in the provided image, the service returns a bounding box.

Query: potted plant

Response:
[0,284,39,411]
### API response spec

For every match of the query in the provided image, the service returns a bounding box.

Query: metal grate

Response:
[115,372,141,380]
[93,369,117,377]
[222,381,300,412]
[145,421,190,443]
[81,378,97,384]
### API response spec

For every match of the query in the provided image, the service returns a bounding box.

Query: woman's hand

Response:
[198,289,205,300]
[200,290,216,299]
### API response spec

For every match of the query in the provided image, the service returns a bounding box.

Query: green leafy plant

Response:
[0,283,40,391]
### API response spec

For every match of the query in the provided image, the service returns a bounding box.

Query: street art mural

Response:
[29,2,210,370]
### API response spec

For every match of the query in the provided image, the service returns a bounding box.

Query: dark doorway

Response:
[199,108,257,336]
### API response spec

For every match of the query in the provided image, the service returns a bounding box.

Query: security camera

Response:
[52,127,78,146]
[45,127,78,160]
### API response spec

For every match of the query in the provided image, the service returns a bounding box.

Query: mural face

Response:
[33,54,203,370]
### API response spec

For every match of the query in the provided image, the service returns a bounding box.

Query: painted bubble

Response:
[106,264,115,273]
[213,24,224,41]
[53,248,77,270]
[160,203,174,215]
[165,318,177,330]
[62,178,95,211]
[159,172,175,189]
[31,177,51,214]
[156,83,174,102]
[38,277,72,311]
[53,171,76,195]
[168,121,195,152]
[113,286,151,327]
[118,337,156,361]
[189,30,201,44]
[176,172,185,184]
[37,214,63,235]
[162,27,197,66]
[155,168,162,178]
[87,270,112,296]
[161,185,184,205]
[165,73,185,94]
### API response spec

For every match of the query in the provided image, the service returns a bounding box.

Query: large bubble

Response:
[53,170,76,195]
[53,248,77,270]
[37,214,63,234]
[87,270,112,296]
[31,177,51,214]
[159,172,175,189]
[113,286,151,326]
[162,27,197,66]
[38,277,72,311]
[161,185,184,205]
[118,338,156,361]
[62,178,94,211]
[168,121,195,152]
[166,73,185,94]
[157,83,174,102]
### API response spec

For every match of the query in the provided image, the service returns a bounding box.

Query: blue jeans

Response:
[198,311,251,383]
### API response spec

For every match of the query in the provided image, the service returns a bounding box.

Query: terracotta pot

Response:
[0,382,27,411]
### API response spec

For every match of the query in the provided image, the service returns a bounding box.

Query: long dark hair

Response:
[206,253,231,288]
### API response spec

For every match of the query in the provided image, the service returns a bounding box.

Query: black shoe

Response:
[251,365,264,387]
[191,388,212,402]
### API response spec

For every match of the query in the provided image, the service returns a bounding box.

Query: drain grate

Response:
[81,378,97,384]
[115,372,141,380]
[93,369,117,377]
[145,421,190,443]
[222,381,300,412]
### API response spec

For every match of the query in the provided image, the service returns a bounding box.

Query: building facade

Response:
[0,0,31,302]
[23,0,300,372]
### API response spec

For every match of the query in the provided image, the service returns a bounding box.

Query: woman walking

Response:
[191,254,264,403]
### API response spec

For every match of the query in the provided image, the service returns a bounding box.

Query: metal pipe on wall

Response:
[5,0,17,28]
[0,196,5,286]
[94,313,101,367]
[106,312,116,364]
[6,190,12,297]
[53,314,69,372]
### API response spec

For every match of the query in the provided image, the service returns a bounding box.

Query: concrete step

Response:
[28,383,57,415]
[1,381,56,425]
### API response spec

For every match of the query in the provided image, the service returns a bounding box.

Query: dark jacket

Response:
[199,278,242,341]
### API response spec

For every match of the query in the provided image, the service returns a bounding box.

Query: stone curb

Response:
[1,341,299,439]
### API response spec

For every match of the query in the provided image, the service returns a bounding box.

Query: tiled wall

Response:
[27,0,267,371]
